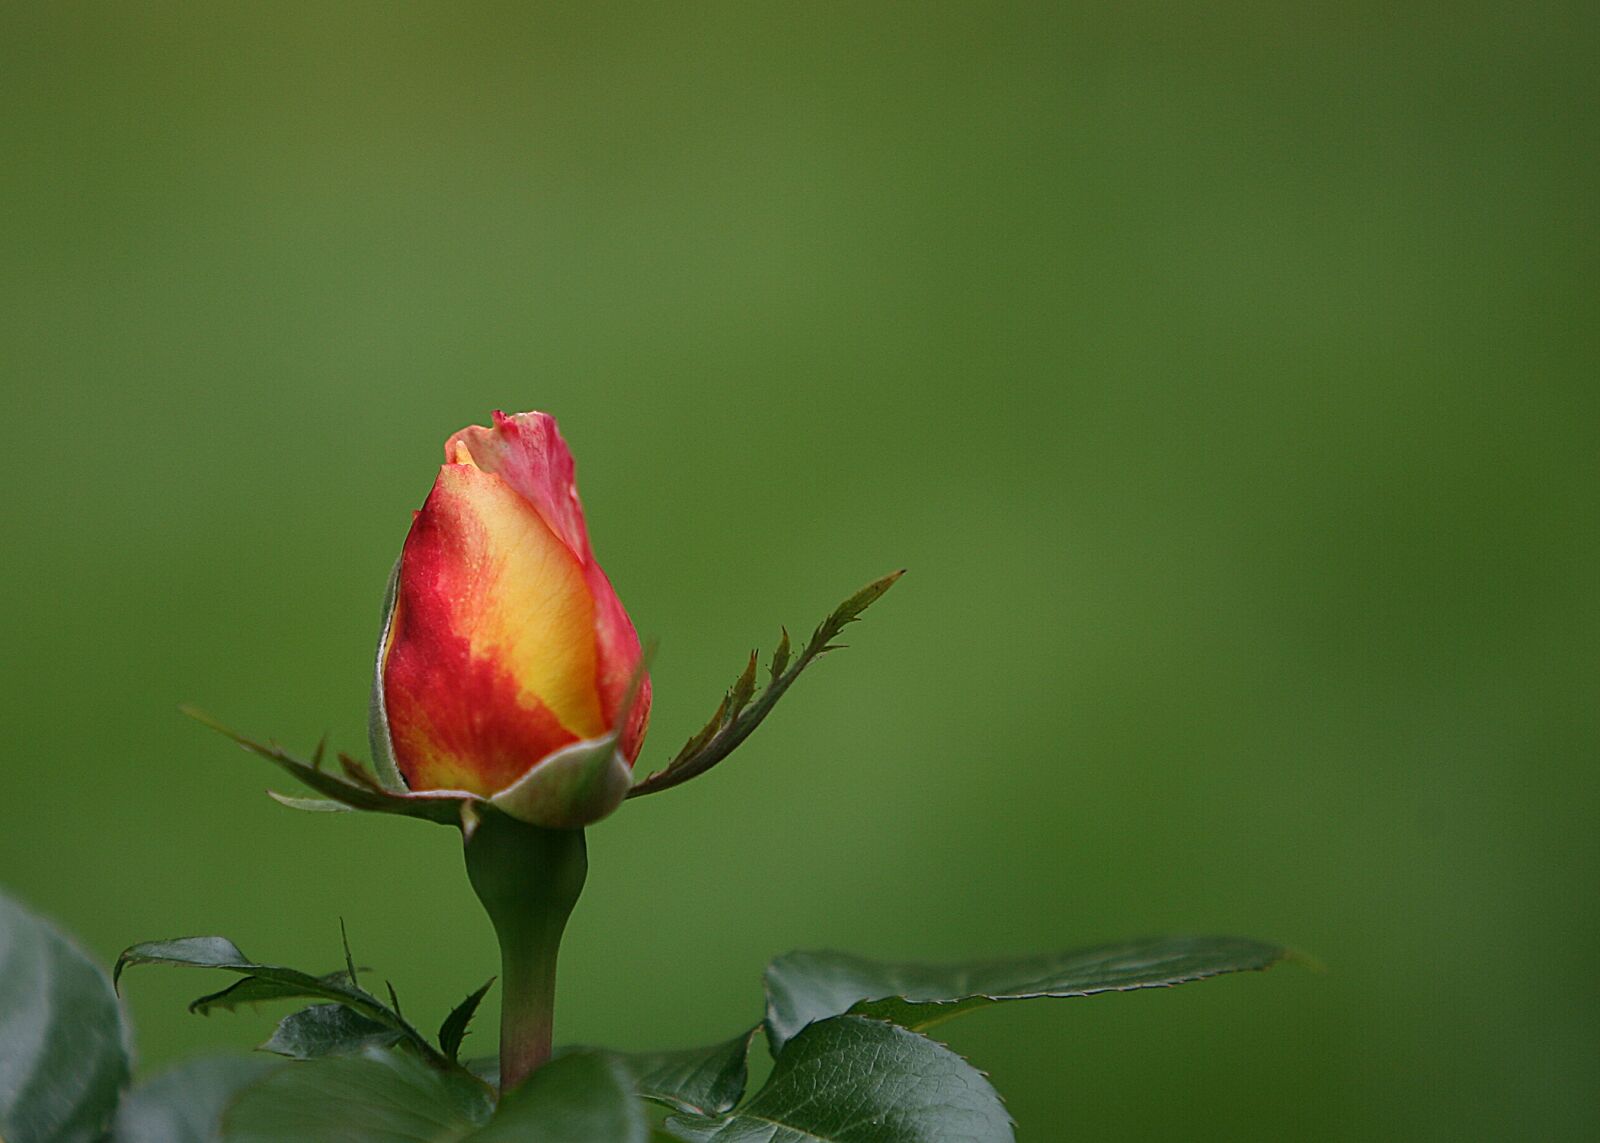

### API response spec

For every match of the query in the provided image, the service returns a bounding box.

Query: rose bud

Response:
[372,411,651,829]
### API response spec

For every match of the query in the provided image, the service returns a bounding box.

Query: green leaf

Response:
[618,1031,757,1117]
[473,1051,646,1143]
[116,935,447,1067]
[0,891,131,1143]
[665,1015,1012,1143]
[764,935,1288,1051]
[437,979,496,1062]
[112,1056,279,1143]
[220,1050,493,1143]
[262,1004,405,1059]
[190,969,355,1016]
[629,571,904,798]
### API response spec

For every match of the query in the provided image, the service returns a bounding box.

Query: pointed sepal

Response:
[182,706,473,826]
[366,557,408,792]
[628,570,904,799]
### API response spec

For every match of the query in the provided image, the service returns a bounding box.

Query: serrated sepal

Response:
[628,569,904,799]
[183,706,475,826]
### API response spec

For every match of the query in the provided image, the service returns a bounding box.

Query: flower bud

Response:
[376,411,650,827]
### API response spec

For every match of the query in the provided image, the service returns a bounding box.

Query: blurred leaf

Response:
[191,969,356,1016]
[112,1056,279,1143]
[473,1051,646,1143]
[116,935,447,1067]
[262,1004,405,1059]
[629,571,904,798]
[665,1015,1012,1143]
[220,1050,493,1142]
[437,979,496,1063]
[462,1032,754,1116]
[764,935,1289,1050]
[617,1031,757,1117]
[221,1049,643,1143]
[0,891,131,1143]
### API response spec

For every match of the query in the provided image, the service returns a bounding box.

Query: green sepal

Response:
[629,570,904,799]
[265,792,352,813]
[488,734,632,828]
[366,557,407,792]
[115,935,449,1069]
[764,934,1291,1051]
[182,706,471,826]
[664,1015,1012,1143]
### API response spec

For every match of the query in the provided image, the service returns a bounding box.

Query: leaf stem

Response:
[461,810,587,1093]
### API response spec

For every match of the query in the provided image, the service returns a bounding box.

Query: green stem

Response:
[462,809,587,1093]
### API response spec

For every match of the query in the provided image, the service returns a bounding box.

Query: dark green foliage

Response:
[112,1056,279,1143]
[664,1016,1013,1143]
[220,1050,494,1142]
[115,934,450,1068]
[474,1051,647,1143]
[4,885,1292,1140]
[764,935,1289,1050]
[616,1031,758,1117]
[222,1048,647,1142]
[262,1004,405,1060]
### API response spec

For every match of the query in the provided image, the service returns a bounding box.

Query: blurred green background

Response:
[2,3,1595,1139]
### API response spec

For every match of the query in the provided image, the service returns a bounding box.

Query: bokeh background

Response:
[3,3,1595,1139]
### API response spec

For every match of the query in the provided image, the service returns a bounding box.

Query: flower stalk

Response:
[462,808,588,1092]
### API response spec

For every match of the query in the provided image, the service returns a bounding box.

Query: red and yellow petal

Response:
[441,411,651,763]
[383,463,607,796]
